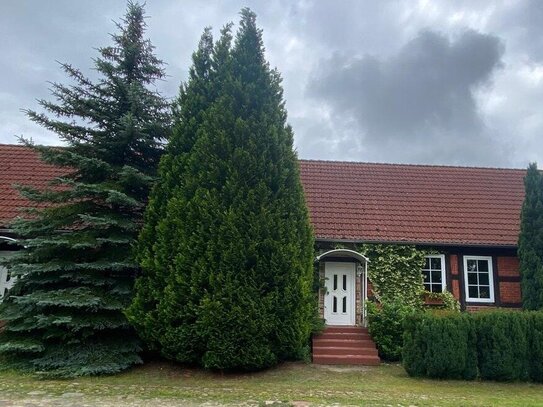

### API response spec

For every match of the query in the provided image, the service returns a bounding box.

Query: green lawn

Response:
[1,361,542,406]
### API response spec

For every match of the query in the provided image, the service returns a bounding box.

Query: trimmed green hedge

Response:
[475,312,529,381]
[403,311,543,382]
[403,312,477,380]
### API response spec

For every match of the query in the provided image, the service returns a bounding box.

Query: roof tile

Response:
[0,144,66,228]
[299,159,525,247]
[0,145,527,247]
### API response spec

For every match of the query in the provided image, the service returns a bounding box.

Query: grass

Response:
[0,361,542,406]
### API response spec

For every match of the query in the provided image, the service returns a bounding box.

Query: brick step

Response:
[315,332,372,340]
[323,326,369,334]
[313,346,379,356]
[312,338,376,347]
[312,354,380,366]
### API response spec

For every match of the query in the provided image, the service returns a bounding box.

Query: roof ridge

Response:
[0,144,529,172]
[299,158,527,172]
[0,143,26,147]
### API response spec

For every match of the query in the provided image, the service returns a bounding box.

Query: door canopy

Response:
[316,249,368,264]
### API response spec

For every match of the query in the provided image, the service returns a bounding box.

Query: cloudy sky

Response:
[1,0,542,168]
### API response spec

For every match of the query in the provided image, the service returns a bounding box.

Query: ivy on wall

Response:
[358,243,427,308]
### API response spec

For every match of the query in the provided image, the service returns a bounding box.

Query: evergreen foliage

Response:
[425,314,477,380]
[404,312,477,380]
[403,311,543,382]
[518,163,543,310]
[475,312,529,381]
[401,313,427,377]
[0,2,171,377]
[527,312,543,382]
[366,300,415,361]
[128,9,315,370]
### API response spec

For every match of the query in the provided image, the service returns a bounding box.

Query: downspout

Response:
[363,260,368,327]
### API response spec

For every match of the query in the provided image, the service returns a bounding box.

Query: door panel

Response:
[324,262,356,325]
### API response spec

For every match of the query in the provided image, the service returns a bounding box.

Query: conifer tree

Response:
[518,163,543,309]
[129,9,315,370]
[0,2,171,377]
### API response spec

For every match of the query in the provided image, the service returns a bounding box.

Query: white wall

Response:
[0,251,16,301]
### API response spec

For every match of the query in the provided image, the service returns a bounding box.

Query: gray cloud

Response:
[1,1,543,168]
[491,0,543,62]
[307,30,506,165]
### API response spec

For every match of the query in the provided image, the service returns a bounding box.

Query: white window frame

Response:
[463,255,495,303]
[422,254,447,293]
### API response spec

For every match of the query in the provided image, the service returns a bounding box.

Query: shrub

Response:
[475,311,529,381]
[402,313,427,376]
[403,312,477,380]
[424,312,477,380]
[404,310,543,382]
[528,312,543,382]
[367,300,415,361]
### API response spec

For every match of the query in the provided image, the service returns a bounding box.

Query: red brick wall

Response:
[497,256,522,305]
[499,282,522,303]
[497,256,520,277]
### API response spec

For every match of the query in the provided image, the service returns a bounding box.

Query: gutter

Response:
[315,237,518,250]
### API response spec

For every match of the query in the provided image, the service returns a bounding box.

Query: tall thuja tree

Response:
[194,10,315,369]
[518,163,543,309]
[130,9,315,370]
[126,25,230,351]
[0,2,171,377]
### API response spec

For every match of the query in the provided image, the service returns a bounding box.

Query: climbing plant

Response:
[358,243,426,307]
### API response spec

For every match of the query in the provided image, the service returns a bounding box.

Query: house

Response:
[300,160,525,364]
[0,144,527,364]
[300,159,525,316]
[0,145,66,299]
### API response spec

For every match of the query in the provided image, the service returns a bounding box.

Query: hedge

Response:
[403,311,543,382]
[475,312,529,381]
[403,312,477,380]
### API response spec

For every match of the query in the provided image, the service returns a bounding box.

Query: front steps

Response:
[312,326,380,365]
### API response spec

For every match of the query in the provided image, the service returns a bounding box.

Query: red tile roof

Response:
[0,144,66,229]
[0,144,527,247]
[300,160,526,247]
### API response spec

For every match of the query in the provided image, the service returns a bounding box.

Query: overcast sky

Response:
[1,0,542,168]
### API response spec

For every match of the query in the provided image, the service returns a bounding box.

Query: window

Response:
[463,256,494,303]
[422,254,446,292]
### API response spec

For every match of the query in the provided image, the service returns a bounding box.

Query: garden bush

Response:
[403,312,477,379]
[402,313,427,376]
[528,312,543,382]
[367,300,416,361]
[475,311,529,381]
[404,310,543,382]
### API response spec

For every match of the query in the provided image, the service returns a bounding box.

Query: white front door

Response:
[324,262,356,326]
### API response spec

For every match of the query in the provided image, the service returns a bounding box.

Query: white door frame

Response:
[324,261,356,326]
